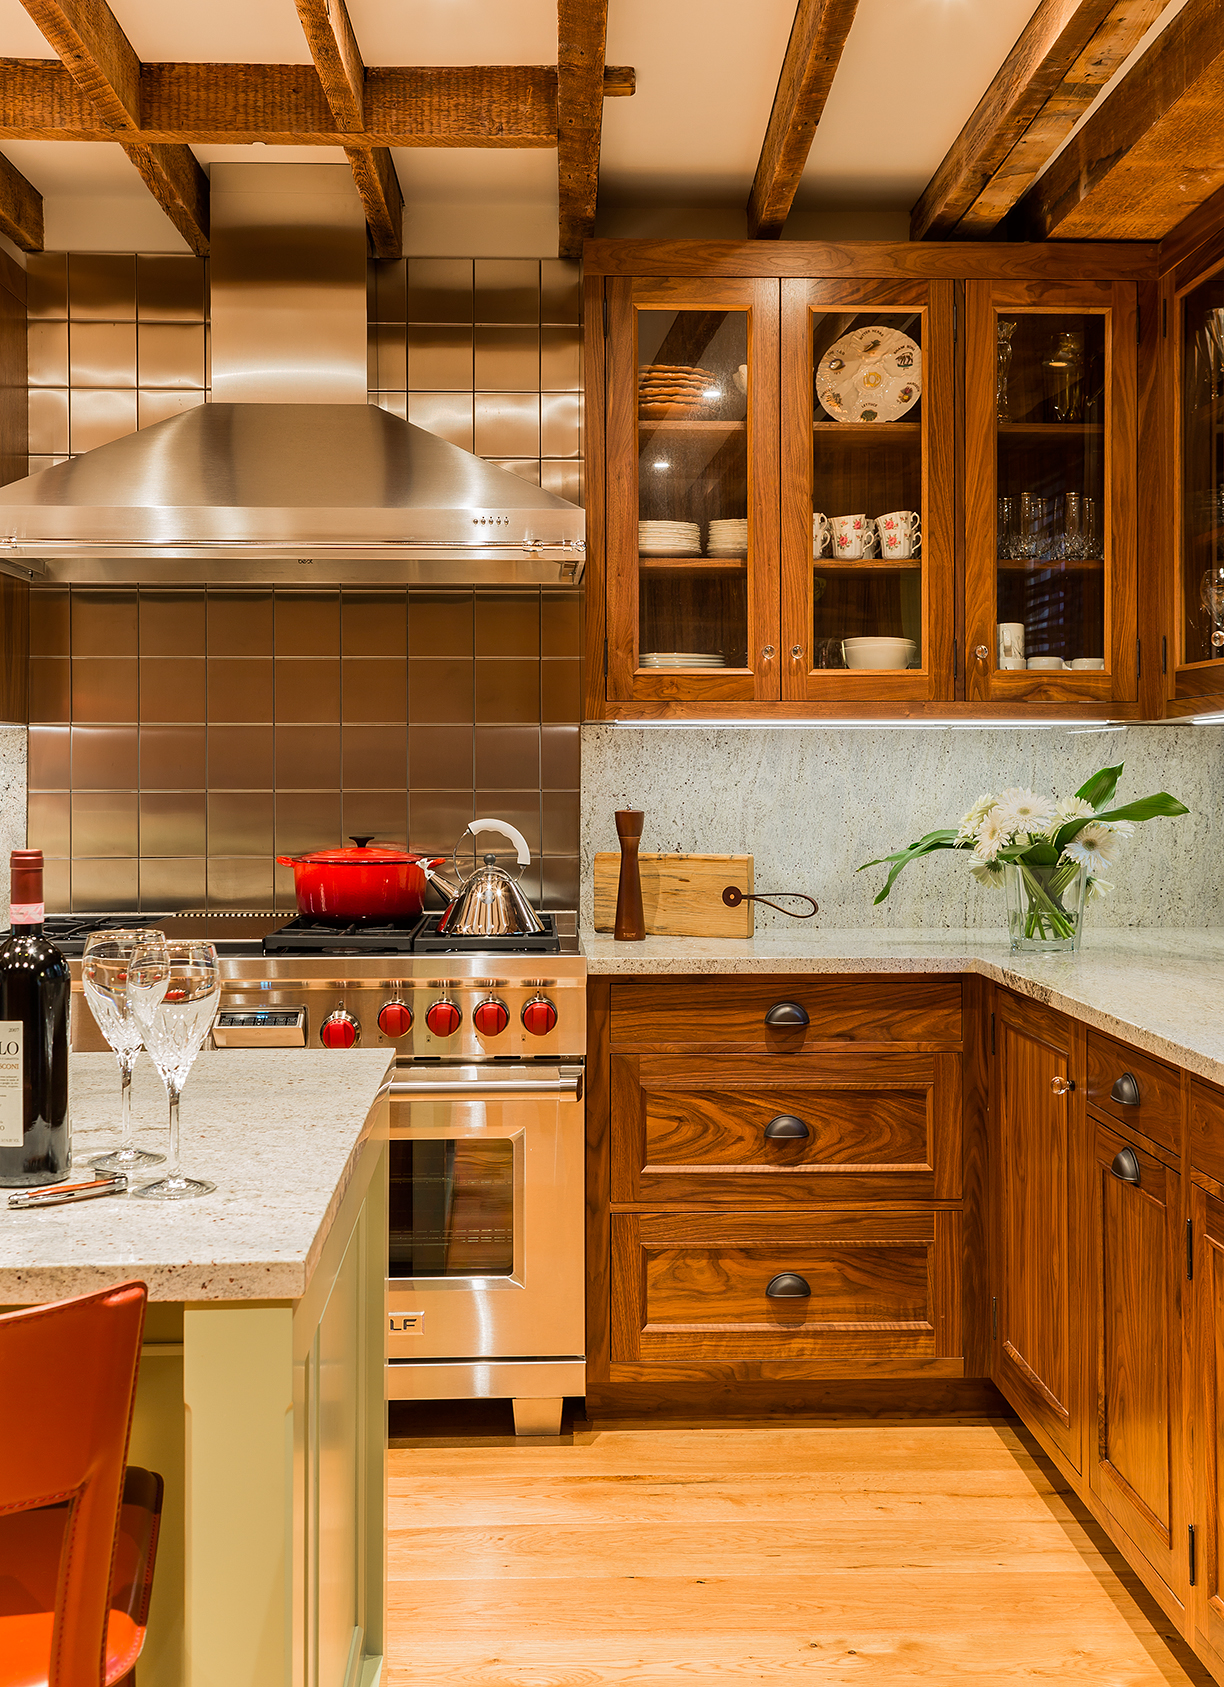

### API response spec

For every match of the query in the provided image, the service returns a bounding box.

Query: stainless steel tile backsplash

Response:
[24,255,583,914]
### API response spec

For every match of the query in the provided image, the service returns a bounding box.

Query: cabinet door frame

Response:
[604,275,781,706]
[964,279,1138,705]
[993,990,1088,1473]
[1171,250,1224,707]
[1193,1179,1224,1662]
[1087,1116,1186,1607]
[780,276,955,703]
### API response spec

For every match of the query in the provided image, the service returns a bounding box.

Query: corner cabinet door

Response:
[1175,267,1224,706]
[604,276,781,705]
[994,992,1086,1472]
[1194,1184,1224,1664]
[1088,1120,1186,1606]
[780,278,955,703]
[964,280,1138,706]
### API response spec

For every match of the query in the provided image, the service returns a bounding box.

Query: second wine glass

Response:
[126,939,220,1201]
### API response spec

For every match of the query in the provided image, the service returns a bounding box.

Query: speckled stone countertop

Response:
[580,927,1224,1087]
[0,1048,393,1304]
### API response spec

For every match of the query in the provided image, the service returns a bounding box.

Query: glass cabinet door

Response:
[781,279,954,702]
[604,278,780,704]
[965,281,1137,704]
[1179,270,1224,692]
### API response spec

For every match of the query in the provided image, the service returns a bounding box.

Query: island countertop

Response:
[580,927,1224,1088]
[0,1047,393,1303]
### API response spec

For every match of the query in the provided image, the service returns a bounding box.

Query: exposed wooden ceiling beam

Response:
[0,59,634,147]
[746,0,860,239]
[294,0,402,259]
[17,0,209,253]
[557,0,609,259]
[1011,0,1224,240]
[912,0,1171,241]
[0,147,43,250]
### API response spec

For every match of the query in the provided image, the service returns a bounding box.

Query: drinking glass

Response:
[1202,567,1224,650]
[82,930,168,1172]
[997,496,1016,560]
[1062,492,1086,562]
[1018,493,1049,561]
[126,940,220,1200]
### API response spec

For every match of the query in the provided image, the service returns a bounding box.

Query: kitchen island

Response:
[0,1048,393,1687]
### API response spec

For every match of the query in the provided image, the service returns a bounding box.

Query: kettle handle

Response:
[466,818,532,868]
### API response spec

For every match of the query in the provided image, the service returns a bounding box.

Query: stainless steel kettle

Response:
[436,819,545,938]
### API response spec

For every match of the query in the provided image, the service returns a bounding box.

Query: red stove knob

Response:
[320,1008,359,1049]
[473,997,509,1037]
[377,1000,414,1039]
[521,995,557,1037]
[425,999,462,1037]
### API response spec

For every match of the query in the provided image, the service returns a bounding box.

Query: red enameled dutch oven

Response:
[276,838,450,923]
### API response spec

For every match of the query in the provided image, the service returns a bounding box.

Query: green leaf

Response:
[1057,791,1189,846]
[862,831,960,903]
[1074,763,1124,812]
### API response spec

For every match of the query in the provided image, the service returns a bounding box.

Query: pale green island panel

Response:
[0,1048,394,1687]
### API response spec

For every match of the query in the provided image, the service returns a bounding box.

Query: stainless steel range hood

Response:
[0,164,585,586]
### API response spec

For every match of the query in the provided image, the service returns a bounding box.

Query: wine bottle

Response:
[0,850,70,1186]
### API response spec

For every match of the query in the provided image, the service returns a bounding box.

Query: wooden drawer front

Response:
[610,1209,962,1374]
[1086,1029,1181,1158]
[609,975,962,1052]
[1191,1077,1224,1187]
[611,1052,961,1204]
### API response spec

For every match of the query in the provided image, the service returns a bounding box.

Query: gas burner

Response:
[261,913,563,957]
[262,917,425,957]
[411,913,562,956]
[8,912,174,958]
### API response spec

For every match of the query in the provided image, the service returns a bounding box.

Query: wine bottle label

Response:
[9,903,43,924]
[0,1021,23,1148]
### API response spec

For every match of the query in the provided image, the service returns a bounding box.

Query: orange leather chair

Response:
[0,1282,164,1687]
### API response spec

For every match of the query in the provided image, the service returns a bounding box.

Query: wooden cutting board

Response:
[593,853,754,937]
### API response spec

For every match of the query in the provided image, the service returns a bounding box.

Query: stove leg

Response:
[512,1396,563,1436]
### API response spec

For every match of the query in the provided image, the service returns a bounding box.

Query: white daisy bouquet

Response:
[859,763,1188,944]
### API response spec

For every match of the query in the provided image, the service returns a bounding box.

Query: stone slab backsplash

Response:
[580,723,1224,931]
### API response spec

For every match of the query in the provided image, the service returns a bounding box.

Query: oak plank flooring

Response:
[386,1421,1209,1685]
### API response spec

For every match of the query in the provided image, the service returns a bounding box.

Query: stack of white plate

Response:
[707,518,748,558]
[639,520,701,557]
[641,652,727,668]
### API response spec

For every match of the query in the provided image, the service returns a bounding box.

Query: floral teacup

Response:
[877,510,921,560]
[830,514,877,560]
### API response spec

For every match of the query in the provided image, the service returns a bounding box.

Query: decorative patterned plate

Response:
[816,326,922,423]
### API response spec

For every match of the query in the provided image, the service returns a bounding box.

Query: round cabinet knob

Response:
[975,645,990,662]
[1051,1074,1076,1096]
[320,1009,359,1049]
[377,1000,413,1039]
[762,644,776,661]
[765,1273,811,1299]
[425,999,462,1038]
[521,995,558,1037]
[473,997,509,1037]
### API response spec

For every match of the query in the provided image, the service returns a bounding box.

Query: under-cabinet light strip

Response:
[610,718,1123,731]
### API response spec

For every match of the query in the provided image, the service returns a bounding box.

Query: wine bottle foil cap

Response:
[10,848,44,907]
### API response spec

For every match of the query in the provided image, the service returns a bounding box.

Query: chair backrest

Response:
[0,1281,147,1687]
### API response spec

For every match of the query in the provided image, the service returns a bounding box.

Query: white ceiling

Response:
[0,0,1181,256]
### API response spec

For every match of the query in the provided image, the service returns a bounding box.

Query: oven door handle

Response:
[390,1067,583,1101]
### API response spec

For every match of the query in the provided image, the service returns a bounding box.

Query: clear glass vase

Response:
[1003,861,1089,955]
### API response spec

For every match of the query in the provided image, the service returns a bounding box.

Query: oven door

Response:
[386,1065,584,1362]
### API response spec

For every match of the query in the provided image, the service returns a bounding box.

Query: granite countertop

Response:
[579,927,1224,1087]
[0,1048,394,1304]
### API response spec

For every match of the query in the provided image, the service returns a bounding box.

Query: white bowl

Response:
[842,636,916,670]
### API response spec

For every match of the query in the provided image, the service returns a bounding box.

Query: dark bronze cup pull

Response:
[1110,1146,1141,1187]
[764,1114,810,1141]
[764,1001,810,1028]
[723,885,818,919]
[766,1273,811,1299]
[1110,1071,1141,1107]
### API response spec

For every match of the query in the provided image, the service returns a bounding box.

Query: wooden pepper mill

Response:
[613,809,646,941]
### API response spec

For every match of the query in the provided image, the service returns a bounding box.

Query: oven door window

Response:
[388,1139,514,1277]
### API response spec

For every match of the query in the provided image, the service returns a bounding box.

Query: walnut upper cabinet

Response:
[1175,263,1224,710]
[964,280,1138,706]
[583,242,1149,721]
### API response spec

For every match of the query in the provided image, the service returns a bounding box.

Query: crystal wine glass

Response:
[126,939,220,1200]
[82,929,168,1172]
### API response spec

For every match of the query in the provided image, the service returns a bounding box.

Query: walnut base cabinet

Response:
[587,973,982,1412]
[1194,1181,1224,1674]
[992,991,1087,1474]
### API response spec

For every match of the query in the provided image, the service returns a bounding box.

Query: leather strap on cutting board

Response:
[593,853,754,937]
